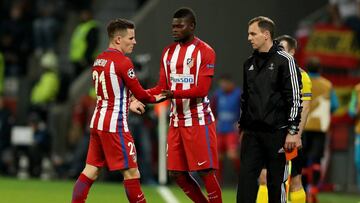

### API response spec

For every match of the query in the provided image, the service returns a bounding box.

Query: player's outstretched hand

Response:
[161,90,173,98]
[130,99,146,115]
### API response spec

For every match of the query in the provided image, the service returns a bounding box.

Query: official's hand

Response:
[161,90,173,98]
[129,99,146,115]
[284,133,301,152]
[154,94,167,102]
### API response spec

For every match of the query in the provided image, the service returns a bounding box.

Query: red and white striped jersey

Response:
[148,37,216,127]
[90,48,155,133]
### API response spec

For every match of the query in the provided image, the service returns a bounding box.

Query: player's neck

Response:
[178,35,195,45]
[108,44,123,54]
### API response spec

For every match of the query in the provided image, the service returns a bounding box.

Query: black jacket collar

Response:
[253,40,282,57]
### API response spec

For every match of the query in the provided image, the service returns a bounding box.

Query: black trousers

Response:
[237,129,287,203]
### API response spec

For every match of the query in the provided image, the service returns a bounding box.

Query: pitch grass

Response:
[0,176,359,203]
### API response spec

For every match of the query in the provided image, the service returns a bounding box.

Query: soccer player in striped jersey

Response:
[147,7,222,203]
[71,18,164,203]
[256,35,312,203]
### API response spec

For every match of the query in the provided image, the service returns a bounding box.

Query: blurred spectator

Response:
[29,51,60,121]
[210,74,241,183]
[27,113,51,177]
[128,60,157,184]
[69,9,99,78]
[302,57,339,203]
[0,2,32,77]
[128,109,157,185]
[328,0,360,43]
[348,83,360,192]
[13,112,51,178]
[33,2,60,55]
[0,95,14,175]
[65,87,96,178]
[0,51,4,94]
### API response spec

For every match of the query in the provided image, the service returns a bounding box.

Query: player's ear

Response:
[289,49,296,56]
[190,22,195,31]
[115,35,122,45]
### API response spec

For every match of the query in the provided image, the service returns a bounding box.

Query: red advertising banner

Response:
[297,24,360,69]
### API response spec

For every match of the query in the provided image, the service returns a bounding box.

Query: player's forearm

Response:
[147,65,168,95]
[129,84,156,103]
[146,85,163,95]
[298,100,310,136]
[172,76,212,99]
[132,91,156,103]
[173,87,208,98]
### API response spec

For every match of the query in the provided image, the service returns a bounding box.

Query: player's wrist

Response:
[170,90,174,98]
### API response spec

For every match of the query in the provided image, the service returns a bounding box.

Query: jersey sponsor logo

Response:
[206,64,215,68]
[127,68,136,79]
[93,59,107,67]
[186,58,194,68]
[197,161,207,166]
[248,65,254,71]
[170,73,194,84]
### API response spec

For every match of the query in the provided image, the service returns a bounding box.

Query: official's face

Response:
[119,29,136,54]
[248,22,267,51]
[172,17,193,42]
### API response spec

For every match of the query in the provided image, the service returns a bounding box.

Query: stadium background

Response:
[0,0,359,202]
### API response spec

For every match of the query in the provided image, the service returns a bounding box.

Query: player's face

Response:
[248,22,268,51]
[172,17,194,42]
[119,29,136,54]
[279,40,295,56]
[279,40,290,52]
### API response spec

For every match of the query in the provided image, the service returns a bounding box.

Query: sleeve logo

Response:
[206,64,215,68]
[127,68,136,79]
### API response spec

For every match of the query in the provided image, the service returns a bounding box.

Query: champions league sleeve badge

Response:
[127,68,136,79]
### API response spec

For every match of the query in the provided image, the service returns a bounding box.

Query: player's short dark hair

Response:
[275,35,297,50]
[306,57,321,73]
[173,7,196,27]
[107,18,135,39]
[248,16,275,39]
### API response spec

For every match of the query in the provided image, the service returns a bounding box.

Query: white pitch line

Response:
[157,186,180,203]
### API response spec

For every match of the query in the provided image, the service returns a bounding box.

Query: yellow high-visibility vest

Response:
[69,20,98,62]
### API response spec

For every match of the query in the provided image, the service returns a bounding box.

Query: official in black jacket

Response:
[237,16,302,203]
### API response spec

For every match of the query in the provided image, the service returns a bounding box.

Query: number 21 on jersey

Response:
[92,70,109,99]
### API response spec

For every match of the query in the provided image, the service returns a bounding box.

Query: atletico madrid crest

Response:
[186,58,194,68]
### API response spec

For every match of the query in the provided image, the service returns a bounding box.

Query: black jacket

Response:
[239,42,302,132]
